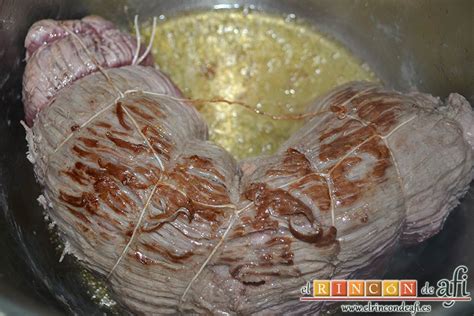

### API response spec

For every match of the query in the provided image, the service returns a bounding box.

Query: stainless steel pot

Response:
[0,0,472,315]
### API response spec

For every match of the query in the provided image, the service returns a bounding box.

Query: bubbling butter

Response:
[142,10,377,159]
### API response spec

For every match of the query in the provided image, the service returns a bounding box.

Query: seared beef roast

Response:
[23,17,474,315]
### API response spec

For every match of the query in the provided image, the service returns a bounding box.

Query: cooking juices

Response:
[142,10,377,159]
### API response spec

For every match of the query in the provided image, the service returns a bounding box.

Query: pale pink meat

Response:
[22,15,154,126]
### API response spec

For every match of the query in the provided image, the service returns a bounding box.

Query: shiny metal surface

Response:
[0,0,473,315]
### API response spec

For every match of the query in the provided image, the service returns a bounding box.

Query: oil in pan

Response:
[142,9,377,159]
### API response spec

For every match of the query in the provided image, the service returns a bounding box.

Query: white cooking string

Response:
[131,15,141,65]
[123,89,333,121]
[132,15,158,65]
[136,16,157,65]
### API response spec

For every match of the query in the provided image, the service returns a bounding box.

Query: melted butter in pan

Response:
[142,10,377,159]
